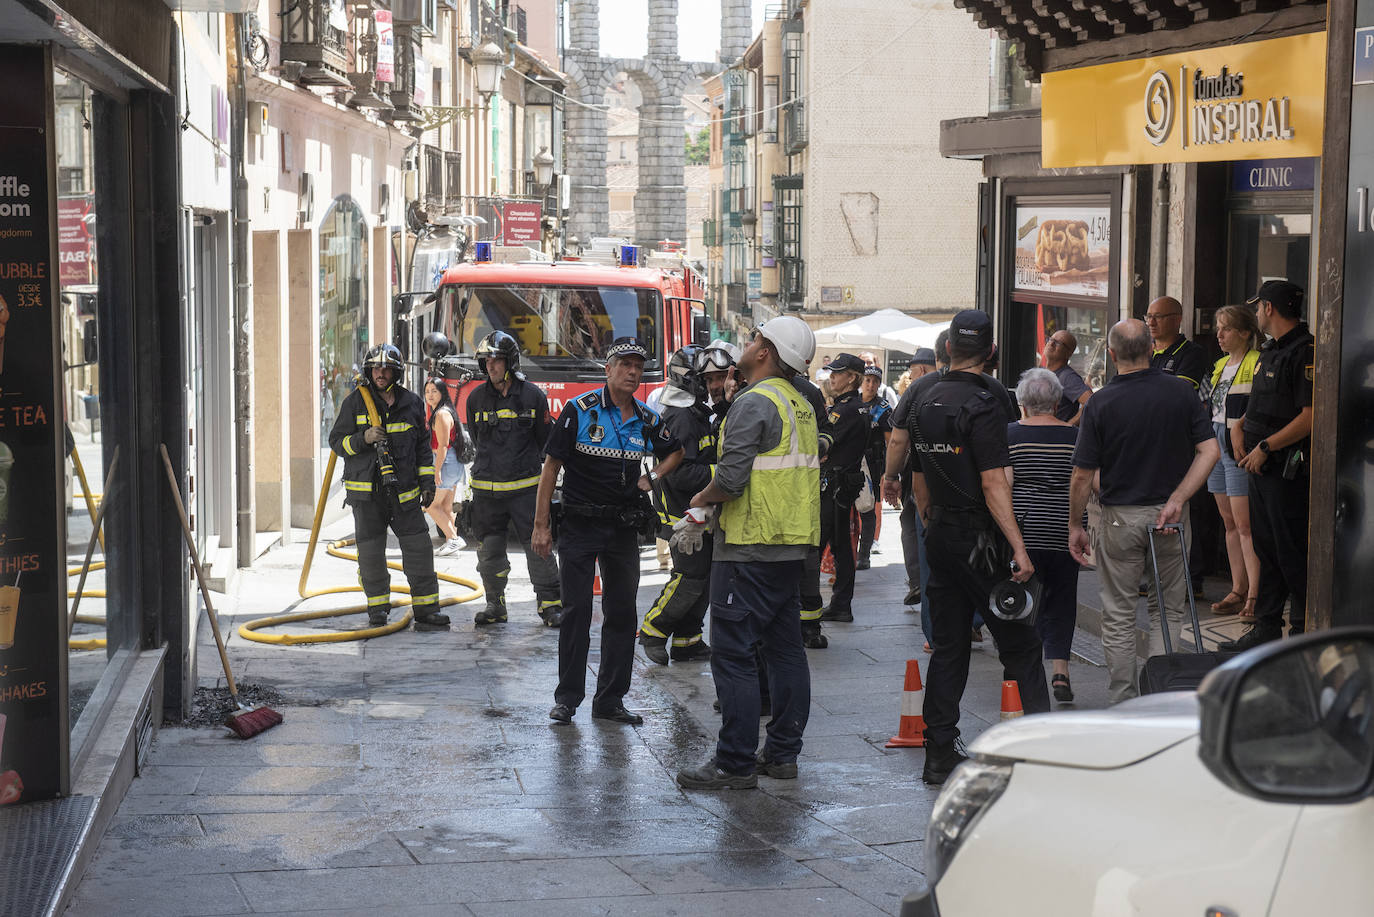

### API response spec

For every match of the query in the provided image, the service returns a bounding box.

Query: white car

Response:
[903,628,1374,916]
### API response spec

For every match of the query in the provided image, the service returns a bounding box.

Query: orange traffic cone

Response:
[593,563,602,596]
[1000,680,1024,720]
[885,659,927,747]
[820,546,835,576]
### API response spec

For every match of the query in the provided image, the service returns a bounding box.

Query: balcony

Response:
[383,25,425,124]
[423,144,445,213]
[784,98,807,153]
[444,151,462,214]
[279,0,352,89]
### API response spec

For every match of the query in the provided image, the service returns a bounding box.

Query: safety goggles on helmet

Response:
[696,347,734,372]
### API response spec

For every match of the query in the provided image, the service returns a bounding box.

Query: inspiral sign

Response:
[1043,32,1326,168]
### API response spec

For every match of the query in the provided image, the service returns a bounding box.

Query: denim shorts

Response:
[1207,421,1248,497]
[438,449,466,491]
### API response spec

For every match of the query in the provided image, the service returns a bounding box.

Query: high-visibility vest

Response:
[718,376,821,547]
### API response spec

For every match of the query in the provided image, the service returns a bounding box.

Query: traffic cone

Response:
[593,563,602,596]
[820,546,834,575]
[1000,680,1024,720]
[885,659,927,748]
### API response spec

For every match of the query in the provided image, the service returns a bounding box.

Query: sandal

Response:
[1052,673,1074,703]
[1238,595,1258,619]
[1211,591,1245,615]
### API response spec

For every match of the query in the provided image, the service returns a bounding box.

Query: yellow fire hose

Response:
[238,383,482,645]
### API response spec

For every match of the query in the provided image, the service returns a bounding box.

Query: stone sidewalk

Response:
[65,518,1111,916]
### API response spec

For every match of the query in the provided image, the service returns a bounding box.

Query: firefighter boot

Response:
[639,633,670,665]
[412,606,451,631]
[474,596,508,625]
[801,621,828,649]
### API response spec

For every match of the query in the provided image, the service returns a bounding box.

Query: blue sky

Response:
[597,0,771,62]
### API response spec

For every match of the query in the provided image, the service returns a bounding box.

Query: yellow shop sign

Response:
[1043,32,1326,168]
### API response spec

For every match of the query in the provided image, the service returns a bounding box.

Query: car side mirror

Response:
[1198,626,1374,805]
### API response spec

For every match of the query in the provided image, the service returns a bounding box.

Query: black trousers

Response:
[641,533,710,645]
[819,491,856,612]
[710,559,810,774]
[923,521,1050,746]
[858,507,877,559]
[1249,470,1309,633]
[471,487,561,608]
[900,494,922,591]
[554,515,641,710]
[352,497,440,614]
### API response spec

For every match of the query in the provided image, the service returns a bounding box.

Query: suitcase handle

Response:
[1147,525,1204,656]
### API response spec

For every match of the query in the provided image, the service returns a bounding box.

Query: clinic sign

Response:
[1043,32,1326,168]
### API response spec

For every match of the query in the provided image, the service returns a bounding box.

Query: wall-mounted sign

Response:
[760,201,774,268]
[501,201,542,246]
[375,11,395,84]
[57,195,94,287]
[746,269,761,301]
[0,46,67,803]
[1012,201,1112,301]
[1355,26,1374,85]
[1231,157,1317,193]
[1043,32,1326,167]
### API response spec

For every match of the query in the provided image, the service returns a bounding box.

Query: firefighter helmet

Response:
[476,331,520,379]
[362,343,404,389]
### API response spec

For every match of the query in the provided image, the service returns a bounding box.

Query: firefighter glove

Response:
[669,505,716,555]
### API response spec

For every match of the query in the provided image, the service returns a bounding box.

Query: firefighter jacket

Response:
[465,375,549,493]
[329,383,435,507]
[653,400,716,526]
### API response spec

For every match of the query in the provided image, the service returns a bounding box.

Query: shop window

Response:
[319,196,370,455]
[1227,212,1311,311]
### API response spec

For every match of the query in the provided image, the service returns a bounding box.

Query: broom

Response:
[159,444,282,738]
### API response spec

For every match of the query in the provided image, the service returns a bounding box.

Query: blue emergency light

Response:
[619,245,639,267]
[474,241,493,262]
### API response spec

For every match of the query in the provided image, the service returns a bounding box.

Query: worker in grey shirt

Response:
[677,317,821,790]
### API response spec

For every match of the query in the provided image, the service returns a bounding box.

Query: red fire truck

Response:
[400,245,711,416]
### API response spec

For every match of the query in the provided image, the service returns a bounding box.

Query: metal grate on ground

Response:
[0,796,95,917]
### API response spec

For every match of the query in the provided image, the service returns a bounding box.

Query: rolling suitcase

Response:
[1138,526,1228,694]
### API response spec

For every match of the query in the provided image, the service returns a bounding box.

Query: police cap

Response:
[606,337,650,361]
[950,310,993,349]
[909,348,936,367]
[1246,280,1304,314]
[824,353,866,374]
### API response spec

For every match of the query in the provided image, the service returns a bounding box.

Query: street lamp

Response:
[472,41,506,102]
[532,146,555,190]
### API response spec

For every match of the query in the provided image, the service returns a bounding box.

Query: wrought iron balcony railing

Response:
[279,0,352,88]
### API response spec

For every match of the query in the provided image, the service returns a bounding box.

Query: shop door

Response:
[1226,211,1312,310]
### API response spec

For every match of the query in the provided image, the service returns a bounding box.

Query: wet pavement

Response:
[65,515,1111,916]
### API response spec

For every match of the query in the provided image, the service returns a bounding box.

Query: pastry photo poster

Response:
[1012,203,1112,301]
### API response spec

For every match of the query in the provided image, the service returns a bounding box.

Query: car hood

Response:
[969,692,1200,769]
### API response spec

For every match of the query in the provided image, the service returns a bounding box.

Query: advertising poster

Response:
[56,194,94,287]
[375,10,394,84]
[760,201,774,267]
[1012,202,1111,300]
[502,201,542,246]
[0,46,66,803]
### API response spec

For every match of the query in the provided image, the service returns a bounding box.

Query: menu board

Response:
[0,46,66,804]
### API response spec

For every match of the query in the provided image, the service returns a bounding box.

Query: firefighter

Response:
[328,344,449,631]
[640,344,732,664]
[466,331,563,626]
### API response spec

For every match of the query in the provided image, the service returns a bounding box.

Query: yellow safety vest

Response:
[718,376,821,546]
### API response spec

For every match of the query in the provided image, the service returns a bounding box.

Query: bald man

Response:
[1042,330,1092,425]
[1145,296,1207,389]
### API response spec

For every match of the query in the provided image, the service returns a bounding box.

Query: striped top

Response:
[1007,422,1080,552]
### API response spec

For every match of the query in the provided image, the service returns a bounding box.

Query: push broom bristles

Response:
[226,705,284,739]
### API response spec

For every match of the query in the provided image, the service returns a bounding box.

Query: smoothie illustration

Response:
[0,441,11,524]
[0,291,8,374]
[0,572,19,650]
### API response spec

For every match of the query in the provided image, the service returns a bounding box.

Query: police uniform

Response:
[818,386,870,621]
[1237,320,1315,638]
[793,374,833,644]
[857,392,893,568]
[911,358,1049,766]
[546,384,680,714]
[328,356,446,629]
[466,374,562,623]
[641,395,717,660]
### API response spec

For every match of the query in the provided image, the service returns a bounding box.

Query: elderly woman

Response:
[1006,367,1080,703]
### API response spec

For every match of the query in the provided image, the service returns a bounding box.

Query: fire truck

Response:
[398,243,711,417]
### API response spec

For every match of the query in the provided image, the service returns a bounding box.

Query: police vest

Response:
[909,375,992,512]
[718,377,821,547]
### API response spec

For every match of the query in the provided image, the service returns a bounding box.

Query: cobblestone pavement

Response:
[66,515,1110,916]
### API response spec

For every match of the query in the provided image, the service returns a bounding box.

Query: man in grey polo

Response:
[1068,319,1218,704]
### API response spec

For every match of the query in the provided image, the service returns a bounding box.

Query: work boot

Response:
[820,605,853,623]
[922,738,969,786]
[755,749,799,779]
[676,758,757,790]
[412,608,451,632]
[670,641,711,662]
[903,585,922,606]
[367,606,390,627]
[801,623,828,649]
[1217,625,1282,653]
[538,603,565,628]
[474,598,508,625]
[639,634,669,665]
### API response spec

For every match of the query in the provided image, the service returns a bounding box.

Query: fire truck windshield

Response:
[438,283,661,372]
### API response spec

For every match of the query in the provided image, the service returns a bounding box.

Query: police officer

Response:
[675,316,820,789]
[817,353,871,623]
[857,365,893,570]
[910,311,1049,784]
[466,331,563,627]
[1219,280,1313,652]
[329,344,449,631]
[640,344,724,664]
[534,338,683,725]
